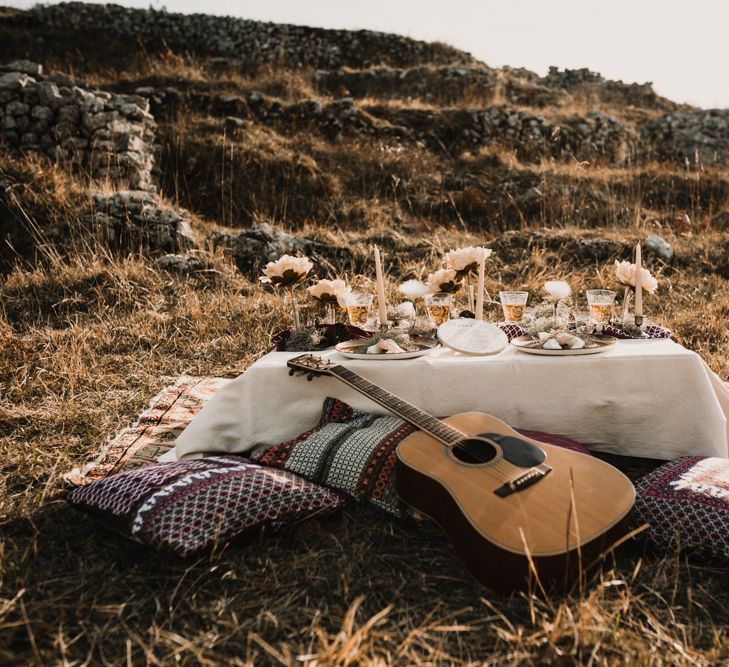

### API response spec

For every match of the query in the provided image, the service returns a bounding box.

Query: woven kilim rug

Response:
[64,376,230,486]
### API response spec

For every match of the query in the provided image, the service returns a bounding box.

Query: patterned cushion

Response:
[252,398,591,517]
[68,456,346,557]
[632,456,729,559]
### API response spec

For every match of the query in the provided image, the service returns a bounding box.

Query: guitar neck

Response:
[329,365,462,446]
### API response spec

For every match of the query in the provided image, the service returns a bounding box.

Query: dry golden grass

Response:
[1,45,729,664]
[1,207,728,664]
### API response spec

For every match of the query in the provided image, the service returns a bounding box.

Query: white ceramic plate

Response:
[511,334,617,356]
[335,336,440,360]
[437,319,508,355]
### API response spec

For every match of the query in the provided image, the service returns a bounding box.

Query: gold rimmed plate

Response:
[511,334,617,356]
[335,336,440,360]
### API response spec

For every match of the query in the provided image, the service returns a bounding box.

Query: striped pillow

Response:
[253,398,590,517]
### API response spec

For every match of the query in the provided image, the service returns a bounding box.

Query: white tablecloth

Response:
[174,340,729,461]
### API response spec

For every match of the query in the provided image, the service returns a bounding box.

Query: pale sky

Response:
[8,0,729,108]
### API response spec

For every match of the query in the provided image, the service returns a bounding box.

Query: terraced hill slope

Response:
[2,2,729,241]
[2,4,729,666]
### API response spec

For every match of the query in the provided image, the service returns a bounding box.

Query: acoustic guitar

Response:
[287,354,636,594]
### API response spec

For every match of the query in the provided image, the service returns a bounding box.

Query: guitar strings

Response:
[297,361,520,473]
[309,362,531,475]
[337,369,519,471]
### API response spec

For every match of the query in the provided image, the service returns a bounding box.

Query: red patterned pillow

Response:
[632,456,729,559]
[252,398,590,517]
[68,456,346,557]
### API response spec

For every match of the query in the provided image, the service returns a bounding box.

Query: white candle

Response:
[634,242,643,318]
[373,245,388,327]
[475,251,486,320]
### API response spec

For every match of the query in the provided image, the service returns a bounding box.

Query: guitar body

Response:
[395,412,635,594]
[286,354,635,595]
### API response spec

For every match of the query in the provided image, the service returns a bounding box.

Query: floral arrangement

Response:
[614,261,658,293]
[259,240,665,352]
[307,278,351,306]
[259,255,312,287]
[426,268,462,294]
[615,258,659,324]
[442,245,492,311]
[543,280,572,302]
[398,279,430,301]
[259,255,314,332]
[443,246,492,279]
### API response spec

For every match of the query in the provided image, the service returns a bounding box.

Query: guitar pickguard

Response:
[479,433,546,468]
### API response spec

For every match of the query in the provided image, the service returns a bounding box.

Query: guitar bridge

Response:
[494,464,552,498]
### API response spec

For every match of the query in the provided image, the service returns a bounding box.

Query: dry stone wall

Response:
[641,110,729,165]
[0,60,156,191]
[14,2,471,69]
[89,191,194,252]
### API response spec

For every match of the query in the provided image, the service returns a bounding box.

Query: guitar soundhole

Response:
[451,437,499,465]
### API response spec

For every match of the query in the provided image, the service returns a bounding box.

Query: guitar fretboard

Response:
[330,365,463,446]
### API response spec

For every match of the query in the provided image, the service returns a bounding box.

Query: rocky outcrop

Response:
[10,2,471,69]
[314,65,676,111]
[640,110,729,165]
[315,65,499,104]
[157,252,206,273]
[643,235,674,262]
[0,61,156,190]
[153,86,635,164]
[542,67,675,110]
[208,222,352,278]
[369,104,635,163]
[89,191,194,252]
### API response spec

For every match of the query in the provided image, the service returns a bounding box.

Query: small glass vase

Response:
[288,288,301,332]
[318,302,337,325]
[621,287,633,325]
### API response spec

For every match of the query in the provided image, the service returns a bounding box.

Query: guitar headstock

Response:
[287,354,337,380]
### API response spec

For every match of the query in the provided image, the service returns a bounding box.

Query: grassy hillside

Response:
[1,3,728,665]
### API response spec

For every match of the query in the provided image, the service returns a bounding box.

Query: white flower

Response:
[307,279,351,306]
[544,280,572,302]
[614,261,658,294]
[259,255,312,287]
[443,246,493,278]
[398,279,430,301]
[426,268,462,294]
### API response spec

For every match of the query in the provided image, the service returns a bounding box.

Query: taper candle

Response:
[634,242,643,318]
[475,252,486,320]
[373,245,388,327]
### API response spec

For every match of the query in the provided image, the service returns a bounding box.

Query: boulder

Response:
[0,60,43,77]
[89,191,194,253]
[643,235,674,263]
[209,222,353,277]
[157,253,206,273]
